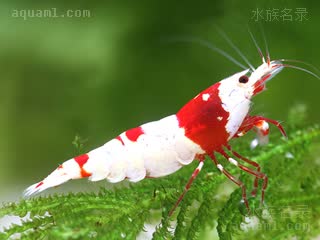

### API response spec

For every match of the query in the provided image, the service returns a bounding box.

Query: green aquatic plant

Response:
[1,106,320,240]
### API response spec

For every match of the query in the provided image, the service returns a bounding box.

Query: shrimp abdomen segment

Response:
[109,114,203,179]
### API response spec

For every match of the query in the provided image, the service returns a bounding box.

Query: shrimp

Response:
[24,30,319,216]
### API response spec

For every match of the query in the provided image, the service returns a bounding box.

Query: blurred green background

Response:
[0,0,319,202]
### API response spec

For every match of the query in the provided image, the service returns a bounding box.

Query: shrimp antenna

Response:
[216,27,255,71]
[278,59,320,74]
[280,63,320,80]
[260,25,270,65]
[164,36,248,70]
[247,27,265,62]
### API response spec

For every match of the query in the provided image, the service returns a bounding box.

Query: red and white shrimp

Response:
[24,32,319,216]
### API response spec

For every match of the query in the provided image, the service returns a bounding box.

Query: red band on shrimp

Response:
[35,181,44,188]
[80,169,92,177]
[125,127,144,142]
[115,136,125,145]
[253,74,271,95]
[74,154,89,167]
[74,154,92,177]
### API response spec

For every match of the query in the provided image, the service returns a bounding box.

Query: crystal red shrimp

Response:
[24,33,319,217]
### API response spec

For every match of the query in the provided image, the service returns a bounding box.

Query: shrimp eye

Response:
[239,75,249,84]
